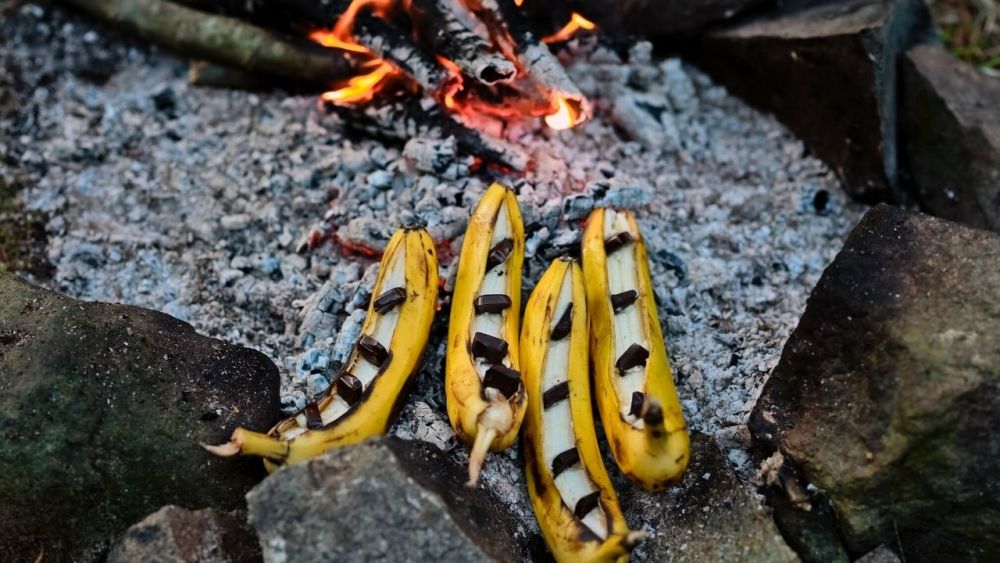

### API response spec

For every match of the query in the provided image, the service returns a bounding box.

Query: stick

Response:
[407,0,515,85]
[62,0,358,84]
[353,11,452,95]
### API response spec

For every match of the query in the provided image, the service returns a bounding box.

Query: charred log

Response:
[354,11,452,96]
[407,0,515,85]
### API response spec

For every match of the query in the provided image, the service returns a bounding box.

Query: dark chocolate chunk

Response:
[483,364,521,399]
[551,448,580,478]
[372,287,406,313]
[642,401,664,426]
[611,289,638,312]
[485,238,514,271]
[578,525,601,543]
[472,332,508,364]
[616,343,649,374]
[304,402,323,429]
[574,491,601,519]
[475,294,512,314]
[336,373,363,406]
[550,303,573,341]
[629,391,645,418]
[604,231,634,254]
[357,335,388,367]
[543,381,570,409]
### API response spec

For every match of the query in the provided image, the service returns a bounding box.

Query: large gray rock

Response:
[0,273,281,560]
[900,44,1000,232]
[750,205,1000,561]
[246,438,531,563]
[108,506,262,563]
[619,433,798,563]
[693,0,935,202]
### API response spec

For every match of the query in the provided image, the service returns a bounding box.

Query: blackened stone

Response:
[108,506,261,563]
[619,433,797,562]
[0,272,281,561]
[693,0,935,202]
[900,44,1000,232]
[247,438,529,562]
[750,205,1000,560]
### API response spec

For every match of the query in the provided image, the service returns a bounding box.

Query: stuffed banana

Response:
[521,257,645,562]
[446,182,526,486]
[204,225,439,471]
[582,208,690,490]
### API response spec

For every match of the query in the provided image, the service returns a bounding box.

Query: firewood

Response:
[62,0,358,85]
[407,0,515,85]
[353,11,451,95]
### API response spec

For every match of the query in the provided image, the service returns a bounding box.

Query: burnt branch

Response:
[407,0,515,85]
[354,11,452,95]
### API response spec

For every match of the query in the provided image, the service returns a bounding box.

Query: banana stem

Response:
[467,426,498,487]
[202,427,289,462]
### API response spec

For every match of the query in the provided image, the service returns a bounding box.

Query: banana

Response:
[446,182,526,486]
[204,225,439,470]
[581,208,690,490]
[521,257,645,562]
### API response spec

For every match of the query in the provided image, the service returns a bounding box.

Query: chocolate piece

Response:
[604,231,634,254]
[304,402,323,429]
[336,373,363,406]
[485,238,514,271]
[642,401,664,426]
[611,289,638,312]
[372,287,406,313]
[551,448,580,478]
[550,303,573,341]
[483,364,521,399]
[574,491,601,519]
[543,381,570,409]
[357,335,388,367]
[472,332,508,364]
[578,525,601,543]
[629,391,645,418]
[615,343,649,374]
[475,294,512,314]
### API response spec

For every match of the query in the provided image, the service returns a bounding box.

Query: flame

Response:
[514,0,524,5]
[321,61,396,104]
[544,96,578,130]
[309,30,368,54]
[542,12,597,44]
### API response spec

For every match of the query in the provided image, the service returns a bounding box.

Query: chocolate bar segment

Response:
[485,238,514,272]
[550,303,573,341]
[574,491,601,519]
[611,289,638,312]
[372,287,406,313]
[551,447,580,478]
[336,373,363,406]
[616,343,649,374]
[604,231,634,254]
[543,381,570,409]
[472,332,508,364]
[642,401,664,426]
[629,391,645,419]
[483,364,521,399]
[357,335,389,367]
[474,294,512,314]
[304,402,323,429]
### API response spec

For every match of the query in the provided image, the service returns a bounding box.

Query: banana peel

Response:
[204,225,438,470]
[446,182,526,486]
[582,208,690,490]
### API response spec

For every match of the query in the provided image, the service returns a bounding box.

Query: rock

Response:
[856,545,902,563]
[900,44,1000,232]
[619,433,798,563]
[0,273,281,561]
[570,0,768,37]
[246,438,531,563]
[750,205,1000,560]
[108,506,262,563]
[693,0,935,202]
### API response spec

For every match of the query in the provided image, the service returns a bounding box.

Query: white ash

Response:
[3,5,865,549]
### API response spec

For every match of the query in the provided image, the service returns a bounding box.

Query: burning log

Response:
[352,11,452,96]
[327,92,528,170]
[407,0,516,85]
[64,0,359,85]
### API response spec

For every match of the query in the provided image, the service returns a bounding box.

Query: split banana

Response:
[521,257,645,562]
[204,225,439,471]
[582,208,690,490]
[446,182,526,486]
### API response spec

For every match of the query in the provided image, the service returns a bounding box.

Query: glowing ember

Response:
[544,96,578,130]
[322,61,395,104]
[309,30,368,54]
[542,12,596,44]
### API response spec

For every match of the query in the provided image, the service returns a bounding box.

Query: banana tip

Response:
[201,441,241,457]
[622,530,649,550]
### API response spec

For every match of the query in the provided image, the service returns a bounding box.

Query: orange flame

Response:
[542,12,597,44]
[544,96,578,130]
[321,61,396,104]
